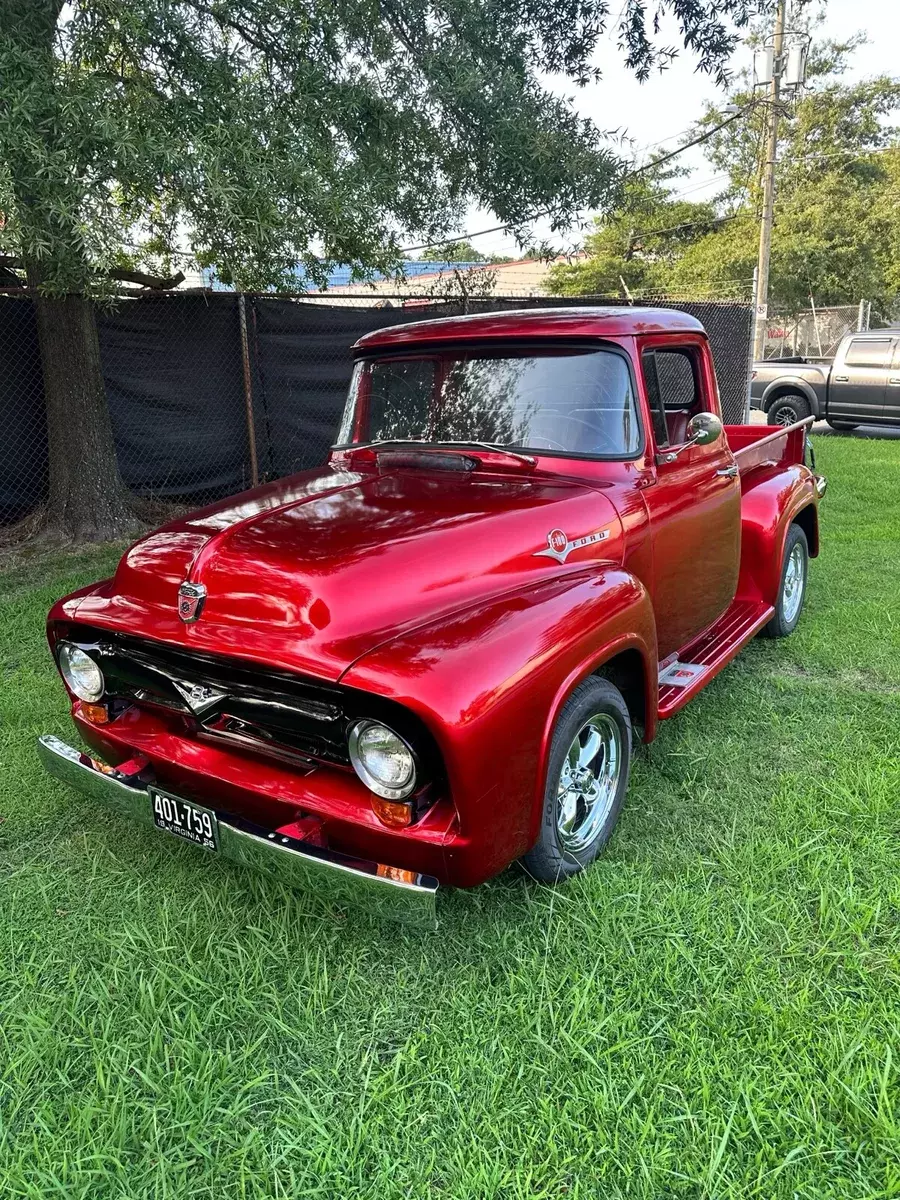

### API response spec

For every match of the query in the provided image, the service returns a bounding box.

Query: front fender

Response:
[341,568,656,886]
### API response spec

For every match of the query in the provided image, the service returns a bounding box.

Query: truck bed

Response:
[725,417,813,477]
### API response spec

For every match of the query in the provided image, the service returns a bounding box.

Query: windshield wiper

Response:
[338,438,428,451]
[432,441,537,468]
[341,438,536,469]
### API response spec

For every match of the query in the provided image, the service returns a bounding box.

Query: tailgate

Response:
[725,417,814,476]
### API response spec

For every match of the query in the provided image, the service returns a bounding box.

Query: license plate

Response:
[150,786,219,851]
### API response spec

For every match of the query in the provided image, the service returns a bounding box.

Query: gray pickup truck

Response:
[751,329,900,429]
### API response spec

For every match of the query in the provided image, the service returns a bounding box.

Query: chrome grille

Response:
[75,631,353,766]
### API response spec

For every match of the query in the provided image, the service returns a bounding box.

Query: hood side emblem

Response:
[534,527,609,565]
[178,581,207,623]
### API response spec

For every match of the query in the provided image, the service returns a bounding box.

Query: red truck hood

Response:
[71,464,624,681]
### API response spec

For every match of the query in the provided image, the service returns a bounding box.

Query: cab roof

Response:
[353,306,705,352]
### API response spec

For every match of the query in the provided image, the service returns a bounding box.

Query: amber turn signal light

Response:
[79,702,109,725]
[370,795,413,828]
[377,864,419,884]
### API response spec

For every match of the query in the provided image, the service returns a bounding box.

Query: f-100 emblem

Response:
[534,527,609,565]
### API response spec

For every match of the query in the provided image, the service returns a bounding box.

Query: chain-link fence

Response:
[762,303,871,360]
[0,290,753,538]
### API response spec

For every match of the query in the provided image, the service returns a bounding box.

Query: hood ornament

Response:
[534,527,609,565]
[178,581,207,623]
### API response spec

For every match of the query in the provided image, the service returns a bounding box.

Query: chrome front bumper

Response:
[37,735,438,927]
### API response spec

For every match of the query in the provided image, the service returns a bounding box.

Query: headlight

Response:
[348,720,416,800]
[57,642,105,702]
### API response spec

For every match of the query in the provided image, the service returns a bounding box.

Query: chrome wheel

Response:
[772,405,797,427]
[556,713,621,857]
[782,541,806,624]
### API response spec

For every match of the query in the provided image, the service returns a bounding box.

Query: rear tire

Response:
[521,678,631,883]
[767,393,810,427]
[761,524,809,638]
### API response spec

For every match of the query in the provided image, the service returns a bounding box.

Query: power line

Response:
[627,107,751,175]
[789,145,900,161]
[626,211,741,244]
[634,124,704,155]
[665,173,732,198]
[398,106,757,254]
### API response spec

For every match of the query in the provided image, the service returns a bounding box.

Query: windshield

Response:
[337,347,642,458]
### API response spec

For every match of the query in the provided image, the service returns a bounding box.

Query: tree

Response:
[549,33,900,314]
[666,35,900,309]
[0,0,761,540]
[548,172,721,296]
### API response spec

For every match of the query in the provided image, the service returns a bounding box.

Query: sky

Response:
[455,0,898,260]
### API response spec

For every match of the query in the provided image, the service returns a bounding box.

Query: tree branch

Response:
[109,267,186,289]
[0,258,185,290]
[180,0,282,59]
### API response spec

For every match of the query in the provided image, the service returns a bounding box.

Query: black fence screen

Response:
[0,292,752,526]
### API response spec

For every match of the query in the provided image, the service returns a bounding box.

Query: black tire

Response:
[761,524,809,639]
[767,393,811,427]
[521,677,632,883]
[826,418,858,432]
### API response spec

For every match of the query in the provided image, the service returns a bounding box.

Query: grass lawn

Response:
[1,432,899,1199]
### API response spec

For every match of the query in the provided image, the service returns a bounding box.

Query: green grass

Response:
[2,434,900,1199]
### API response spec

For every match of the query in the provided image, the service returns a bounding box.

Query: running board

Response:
[657,599,774,719]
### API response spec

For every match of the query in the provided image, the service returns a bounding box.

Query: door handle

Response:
[889,376,900,386]
[716,465,739,478]
[833,374,849,382]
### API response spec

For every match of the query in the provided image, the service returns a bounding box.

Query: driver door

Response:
[639,338,741,658]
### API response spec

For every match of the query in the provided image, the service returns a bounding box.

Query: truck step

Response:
[657,599,774,719]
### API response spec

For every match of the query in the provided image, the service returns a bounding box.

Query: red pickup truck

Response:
[39,308,825,924]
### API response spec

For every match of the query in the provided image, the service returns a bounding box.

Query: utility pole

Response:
[752,0,787,362]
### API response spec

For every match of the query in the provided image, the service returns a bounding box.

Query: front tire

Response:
[761,524,809,638]
[521,678,631,883]
[767,393,811,427]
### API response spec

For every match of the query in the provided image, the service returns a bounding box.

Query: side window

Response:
[844,339,893,369]
[641,351,669,448]
[642,347,705,448]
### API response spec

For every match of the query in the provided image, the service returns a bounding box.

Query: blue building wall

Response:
[199,261,489,292]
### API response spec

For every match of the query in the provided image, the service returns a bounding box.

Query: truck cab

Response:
[341,310,742,655]
[39,308,824,923]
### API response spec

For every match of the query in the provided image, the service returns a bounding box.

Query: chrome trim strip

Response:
[36,734,438,927]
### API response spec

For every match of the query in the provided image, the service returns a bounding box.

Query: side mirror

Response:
[657,411,723,464]
[687,411,723,446]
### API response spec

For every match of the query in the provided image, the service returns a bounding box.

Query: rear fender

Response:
[762,378,821,419]
[341,568,657,885]
[738,466,820,606]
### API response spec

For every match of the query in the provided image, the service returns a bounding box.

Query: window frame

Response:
[336,338,648,463]
[638,337,715,453]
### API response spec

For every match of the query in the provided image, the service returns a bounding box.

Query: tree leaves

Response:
[0,0,761,291]
[550,36,900,311]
